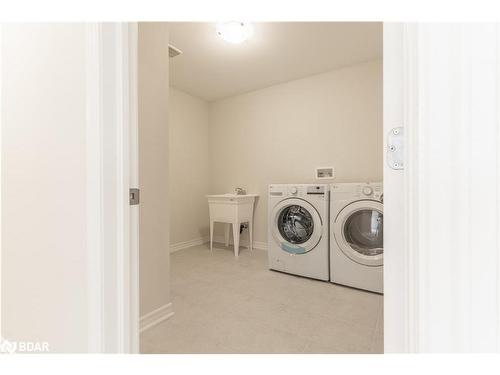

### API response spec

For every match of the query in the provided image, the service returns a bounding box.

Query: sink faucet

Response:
[235,187,246,195]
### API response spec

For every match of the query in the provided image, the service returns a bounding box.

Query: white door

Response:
[384,23,500,353]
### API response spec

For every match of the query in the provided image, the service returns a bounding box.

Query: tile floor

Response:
[140,243,383,354]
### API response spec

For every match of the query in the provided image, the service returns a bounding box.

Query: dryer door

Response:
[334,200,383,266]
[271,198,323,254]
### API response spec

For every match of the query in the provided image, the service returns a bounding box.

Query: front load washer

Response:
[330,182,383,293]
[268,184,329,281]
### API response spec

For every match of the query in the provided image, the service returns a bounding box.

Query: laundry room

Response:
[139,22,383,354]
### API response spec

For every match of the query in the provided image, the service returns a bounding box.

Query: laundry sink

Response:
[206,193,258,201]
[206,193,258,256]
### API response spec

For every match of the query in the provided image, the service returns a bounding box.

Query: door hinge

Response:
[129,188,140,205]
[387,127,404,170]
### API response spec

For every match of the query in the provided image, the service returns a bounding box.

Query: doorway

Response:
[136,22,384,354]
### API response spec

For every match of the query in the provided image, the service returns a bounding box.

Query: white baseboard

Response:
[170,236,268,252]
[170,237,208,253]
[254,242,267,251]
[212,235,267,251]
[140,302,174,333]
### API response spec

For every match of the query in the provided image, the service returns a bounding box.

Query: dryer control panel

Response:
[361,185,382,200]
[330,182,383,201]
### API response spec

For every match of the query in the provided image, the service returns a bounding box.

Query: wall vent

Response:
[168,44,183,58]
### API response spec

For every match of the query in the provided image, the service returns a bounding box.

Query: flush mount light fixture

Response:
[216,22,253,44]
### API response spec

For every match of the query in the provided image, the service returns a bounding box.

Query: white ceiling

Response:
[168,22,382,102]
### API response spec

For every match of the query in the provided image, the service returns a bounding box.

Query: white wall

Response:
[138,23,171,318]
[169,88,210,246]
[208,60,382,243]
[1,24,89,352]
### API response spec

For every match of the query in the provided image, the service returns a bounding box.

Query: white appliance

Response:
[268,184,330,281]
[330,182,383,293]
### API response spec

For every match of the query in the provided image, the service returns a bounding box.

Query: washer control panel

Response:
[306,185,326,195]
[269,184,329,199]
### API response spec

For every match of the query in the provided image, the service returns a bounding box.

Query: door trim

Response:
[127,22,140,355]
[85,22,138,353]
[85,22,104,354]
[383,23,408,353]
[0,24,3,340]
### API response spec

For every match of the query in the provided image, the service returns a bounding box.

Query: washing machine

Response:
[330,182,383,293]
[267,184,330,281]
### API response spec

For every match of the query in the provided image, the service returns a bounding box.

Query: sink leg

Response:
[224,223,230,247]
[209,220,214,253]
[232,222,240,257]
[248,220,253,252]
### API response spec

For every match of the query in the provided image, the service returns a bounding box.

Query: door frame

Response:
[383,23,408,353]
[98,21,500,354]
[85,22,139,353]
[0,24,3,342]
[0,21,408,355]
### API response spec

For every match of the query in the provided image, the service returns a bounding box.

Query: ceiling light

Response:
[216,22,253,44]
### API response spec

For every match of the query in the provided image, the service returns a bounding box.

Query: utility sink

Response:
[206,193,258,256]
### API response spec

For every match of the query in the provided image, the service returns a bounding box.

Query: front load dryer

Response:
[330,182,383,293]
[267,184,330,281]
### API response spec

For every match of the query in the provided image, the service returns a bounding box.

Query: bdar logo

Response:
[0,337,17,354]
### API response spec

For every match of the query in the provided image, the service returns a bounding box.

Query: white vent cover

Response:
[168,44,183,58]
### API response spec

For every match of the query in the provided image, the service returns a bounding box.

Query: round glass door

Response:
[271,198,323,254]
[344,209,383,256]
[333,200,383,266]
[278,205,314,244]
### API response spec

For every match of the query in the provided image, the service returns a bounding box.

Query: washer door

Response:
[271,198,323,254]
[334,200,383,266]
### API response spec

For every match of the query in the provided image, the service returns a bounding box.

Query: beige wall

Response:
[138,23,171,316]
[169,88,210,245]
[208,59,382,243]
